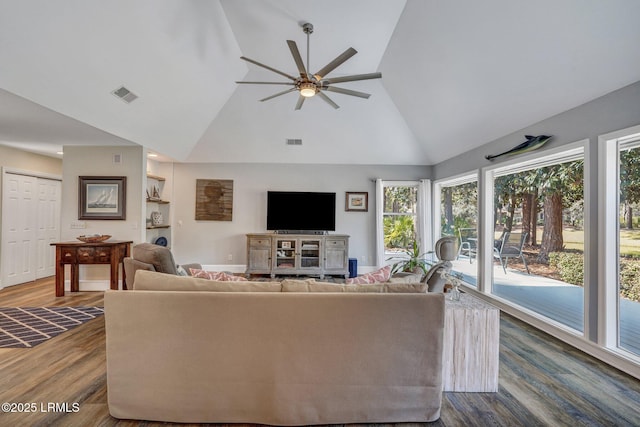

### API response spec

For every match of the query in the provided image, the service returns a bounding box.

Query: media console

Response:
[246,233,349,279]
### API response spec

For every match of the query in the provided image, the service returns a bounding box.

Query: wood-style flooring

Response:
[1,277,639,426]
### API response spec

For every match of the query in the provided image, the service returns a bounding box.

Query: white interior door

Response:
[36,178,61,279]
[2,173,37,287]
[1,172,61,288]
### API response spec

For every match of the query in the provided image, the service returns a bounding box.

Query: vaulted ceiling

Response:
[1,0,640,165]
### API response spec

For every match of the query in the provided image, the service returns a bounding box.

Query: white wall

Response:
[170,163,430,267]
[61,145,144,284]
[0,145,62,175]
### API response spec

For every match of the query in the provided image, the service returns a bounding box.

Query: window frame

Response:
[479,140,590,335]
[375,179,431,266]
[599,125,640,359]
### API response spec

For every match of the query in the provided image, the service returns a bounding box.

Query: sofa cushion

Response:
[345,265,391,284]
[281,281,426,293]
[189,268,248,281]
[133,270,281,292]
[280,278,316,287]
[282,281,384,293]
[382,282,428,293]
[388,272,423,283]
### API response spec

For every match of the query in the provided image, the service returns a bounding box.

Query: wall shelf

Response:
[146,225,170,230]
[146,173,171,245]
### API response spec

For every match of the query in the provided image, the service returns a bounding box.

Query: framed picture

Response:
[78,176,126,220]
[345,192,368,212]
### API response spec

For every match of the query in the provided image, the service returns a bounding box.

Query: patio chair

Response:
[493,231,529,274]
[457,228,477,263]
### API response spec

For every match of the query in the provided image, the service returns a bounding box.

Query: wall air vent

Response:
[286,138,302,146]
[111,86,138,103]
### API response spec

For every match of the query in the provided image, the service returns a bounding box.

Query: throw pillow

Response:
[175,265,189,276]
[189,268,248,281]
[345,265,391,284]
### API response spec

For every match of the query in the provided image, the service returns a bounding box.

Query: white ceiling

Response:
[1,0,640,165]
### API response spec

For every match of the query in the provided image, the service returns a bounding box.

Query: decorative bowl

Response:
[77,234,111,243]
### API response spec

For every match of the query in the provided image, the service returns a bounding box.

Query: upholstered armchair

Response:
[423,236,459,292]
[123,243,201,289]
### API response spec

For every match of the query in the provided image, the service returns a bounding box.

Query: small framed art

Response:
[78,176,127,220]
[345,192,368,212]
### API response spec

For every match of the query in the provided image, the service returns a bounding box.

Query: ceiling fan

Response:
[236,22,382,110]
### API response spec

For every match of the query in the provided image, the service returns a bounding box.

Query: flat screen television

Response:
[267,191,336,232]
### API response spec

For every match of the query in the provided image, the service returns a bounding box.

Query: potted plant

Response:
[387,241,432,277]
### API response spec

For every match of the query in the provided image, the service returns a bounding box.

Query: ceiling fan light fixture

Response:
[236,22,381,109]
[299,82,317,97]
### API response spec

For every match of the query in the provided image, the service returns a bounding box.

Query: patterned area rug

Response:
[0,307,104,348]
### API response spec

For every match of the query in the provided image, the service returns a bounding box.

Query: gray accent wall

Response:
[432,80,640,343]
[432,80,640,179]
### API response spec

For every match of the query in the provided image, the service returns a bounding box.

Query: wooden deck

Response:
[451,258,640,355]
[1,277,640,426]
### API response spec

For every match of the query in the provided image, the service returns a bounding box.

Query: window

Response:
[383,185,418,254]
[617,137,640,356]
[375,180,431,267]
[602,128,640,358]
[435,174,478,286]
[488,146,585,333]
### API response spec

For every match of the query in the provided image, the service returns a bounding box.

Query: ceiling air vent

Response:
[286,138,302,146]
[111,86,138,103]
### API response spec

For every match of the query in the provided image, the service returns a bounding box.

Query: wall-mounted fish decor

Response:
[485,135,552,161]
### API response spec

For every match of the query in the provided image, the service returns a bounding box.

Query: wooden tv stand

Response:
[246,233,349,279]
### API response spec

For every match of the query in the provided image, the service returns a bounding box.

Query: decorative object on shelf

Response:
[77,234,111,243]
[485,135,552,161]
[150,211,163,226]
[345,191,368,212]
[147,185,161,202]
[195,179,233,221]
[78,176,126,220]
[154,236,168,247]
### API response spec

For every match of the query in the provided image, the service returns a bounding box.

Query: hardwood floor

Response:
[1,277,640,426]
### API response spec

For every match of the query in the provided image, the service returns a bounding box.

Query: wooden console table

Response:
[443,292,500,392]
[51,240,132,297]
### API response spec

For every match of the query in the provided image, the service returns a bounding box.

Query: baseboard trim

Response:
[64,280,123,292]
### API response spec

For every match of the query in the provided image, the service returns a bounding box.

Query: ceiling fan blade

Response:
[324,86,371,99]
[295,95,305,110]
[259,88,297,102]
[316,91,340,109]
[322,72,382,84]
[313,47,357,80]
[236,81,296,85]
[286,40,308,79]
[240,56,297,81]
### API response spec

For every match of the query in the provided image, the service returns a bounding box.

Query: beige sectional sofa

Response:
[105,270,445,425]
